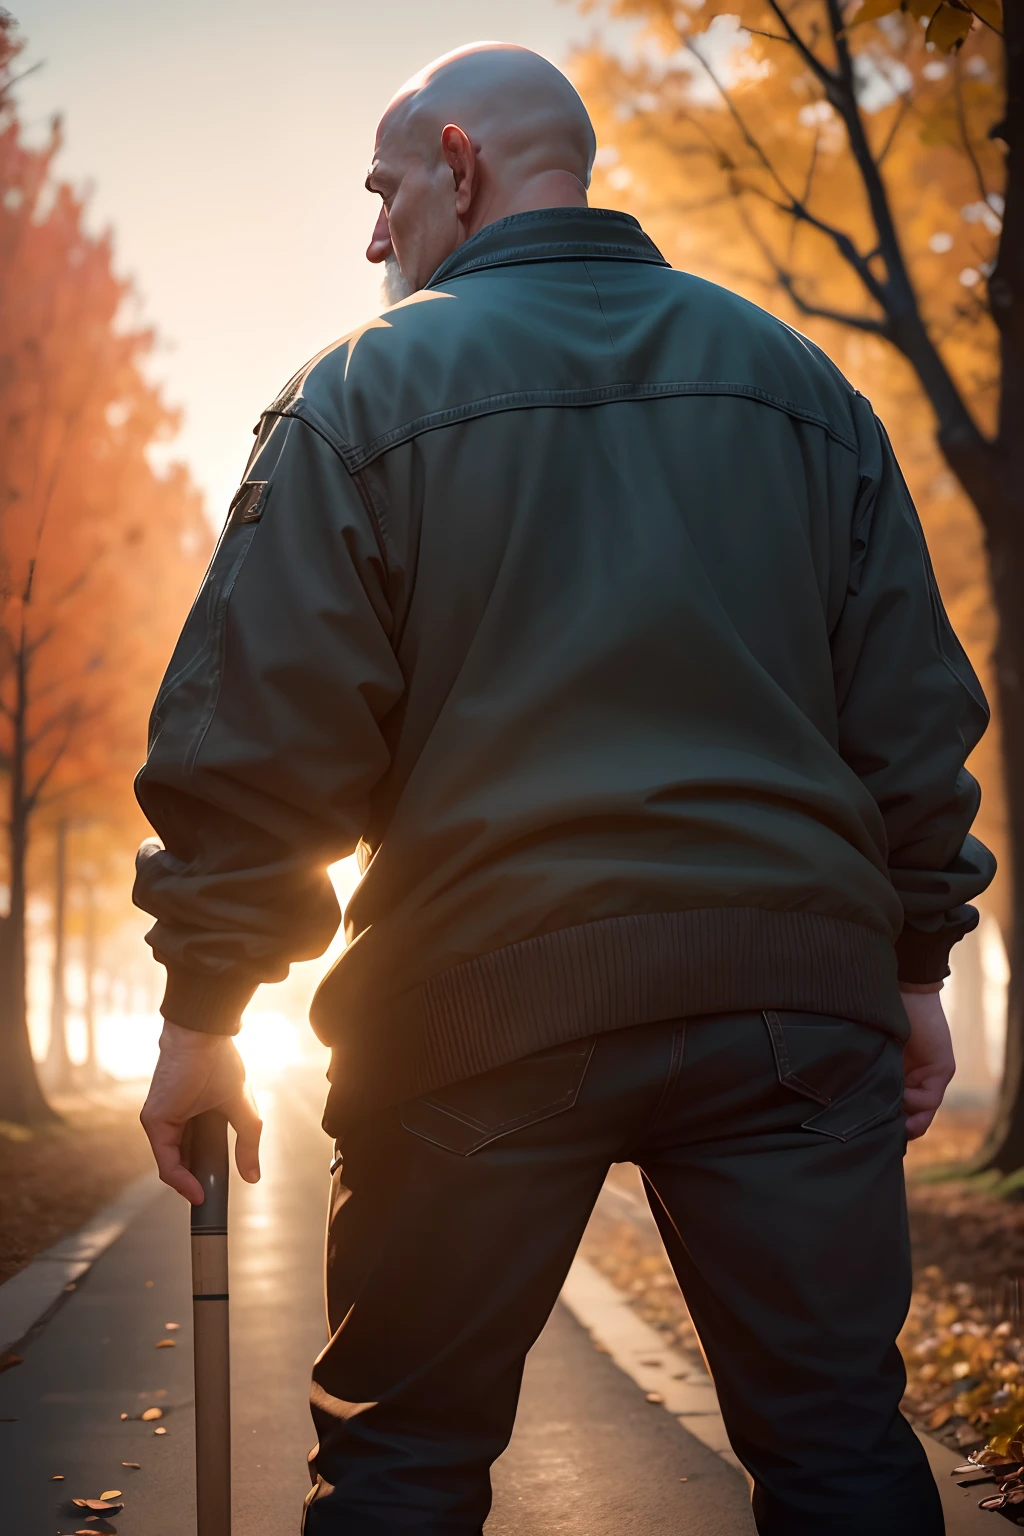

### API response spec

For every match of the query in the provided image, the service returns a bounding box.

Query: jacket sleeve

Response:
[831,402,996,984]
[133,412,404,1033]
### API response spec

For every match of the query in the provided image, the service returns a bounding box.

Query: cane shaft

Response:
[188,1112,231,1536]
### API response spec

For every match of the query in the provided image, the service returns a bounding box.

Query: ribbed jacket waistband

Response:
[323,907,903,1134]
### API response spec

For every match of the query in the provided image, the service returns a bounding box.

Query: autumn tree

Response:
[573,0,1024,1166]
[0,13,212,1124]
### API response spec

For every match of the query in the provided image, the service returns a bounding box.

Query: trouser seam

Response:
[620,1021,686,1160]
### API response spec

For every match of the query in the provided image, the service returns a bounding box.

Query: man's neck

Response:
[463,171,588,241]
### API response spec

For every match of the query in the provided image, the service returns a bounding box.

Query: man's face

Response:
[365,111,460,299]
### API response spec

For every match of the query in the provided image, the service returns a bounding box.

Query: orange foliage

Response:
[0,23,212,865]
[0,15,212,1119]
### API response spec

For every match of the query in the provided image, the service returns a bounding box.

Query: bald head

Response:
[365,44,597,297]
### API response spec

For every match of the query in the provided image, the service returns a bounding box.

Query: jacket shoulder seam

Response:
[340,381,858,468]
[268,399,362,471]
[265,401,392,571]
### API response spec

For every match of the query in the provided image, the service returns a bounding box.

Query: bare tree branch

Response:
[734,192,888,335]
[954,55,992,207]
[684,37,891,314]
[762,0,838,88]
[876,95,913,167]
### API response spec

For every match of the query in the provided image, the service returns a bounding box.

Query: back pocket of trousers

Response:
[763,1010,904,1142]
[400,1038,595,1155]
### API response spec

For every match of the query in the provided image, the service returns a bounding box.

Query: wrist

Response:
[900,981,944,995]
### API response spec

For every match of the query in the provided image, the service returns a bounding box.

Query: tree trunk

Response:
[941,6,1024,1173]
[45,816,71,1091]
[81,879,108,1086]
[0,627,58,1125]
[967,510,1024,1171]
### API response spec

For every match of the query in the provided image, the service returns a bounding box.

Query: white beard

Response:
[382,253,412,306]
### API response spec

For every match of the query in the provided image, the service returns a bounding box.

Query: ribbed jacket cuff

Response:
[894,924,960,985]
[159,965,256,1035]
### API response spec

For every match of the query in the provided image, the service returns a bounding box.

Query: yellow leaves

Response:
[926,1,976,50]
[852,0,990,46]
[140,1406,163,1421]
[929,1402,954,1428]
[966,0,1002,29]
[852,0,903,20]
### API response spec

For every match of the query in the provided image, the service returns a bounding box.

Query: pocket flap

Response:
[401,1039,595,1155]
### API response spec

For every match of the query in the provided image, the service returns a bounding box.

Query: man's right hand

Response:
[140,1020,262,1204]
[900,987,955,1141]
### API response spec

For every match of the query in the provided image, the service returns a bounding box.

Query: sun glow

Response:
[32,857,361,1086]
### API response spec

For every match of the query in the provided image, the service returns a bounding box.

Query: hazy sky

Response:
[9,1,600,521]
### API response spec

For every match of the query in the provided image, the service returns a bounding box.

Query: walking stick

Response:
[187,1111,231,1536]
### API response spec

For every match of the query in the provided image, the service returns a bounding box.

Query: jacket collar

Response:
[425,208,669,288]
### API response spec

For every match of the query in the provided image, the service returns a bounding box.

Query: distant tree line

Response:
[0,12,212,1124]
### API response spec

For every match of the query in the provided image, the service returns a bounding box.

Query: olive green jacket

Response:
[134,208,994,1128]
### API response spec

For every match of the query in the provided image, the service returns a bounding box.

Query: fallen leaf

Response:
[928,1403,953,1429]
[679,1476,688,1482]
[155,1338,176,1349]
[121,1462,141,1469]
[145,1280,154,1287]
[641,1359,663,1368]
[100,1489,122,1500]
[0,1352,23,1373]
[119,1412,128,1421]
[164,1321,180,1331]
[154,1425,167,1435]
[63,1282,76,1293]
[141,1407,163,1422]
[646,1391,664,1404]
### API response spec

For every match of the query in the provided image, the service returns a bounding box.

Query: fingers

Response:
[902,1072,951,1142]
[140,1111,206,1205]
[227,1083,263,1184]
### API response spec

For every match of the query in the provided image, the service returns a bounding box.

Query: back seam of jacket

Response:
[583,260,619,358]
[326,382,858,469]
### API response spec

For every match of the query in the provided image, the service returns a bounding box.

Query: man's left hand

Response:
[140,1020,262,1204]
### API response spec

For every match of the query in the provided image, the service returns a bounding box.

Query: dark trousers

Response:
[303,1011,943,1535]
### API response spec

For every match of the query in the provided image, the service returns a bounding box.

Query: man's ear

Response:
[441,123,476,218]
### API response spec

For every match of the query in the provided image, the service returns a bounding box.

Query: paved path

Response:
[2,1067,752,1535]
